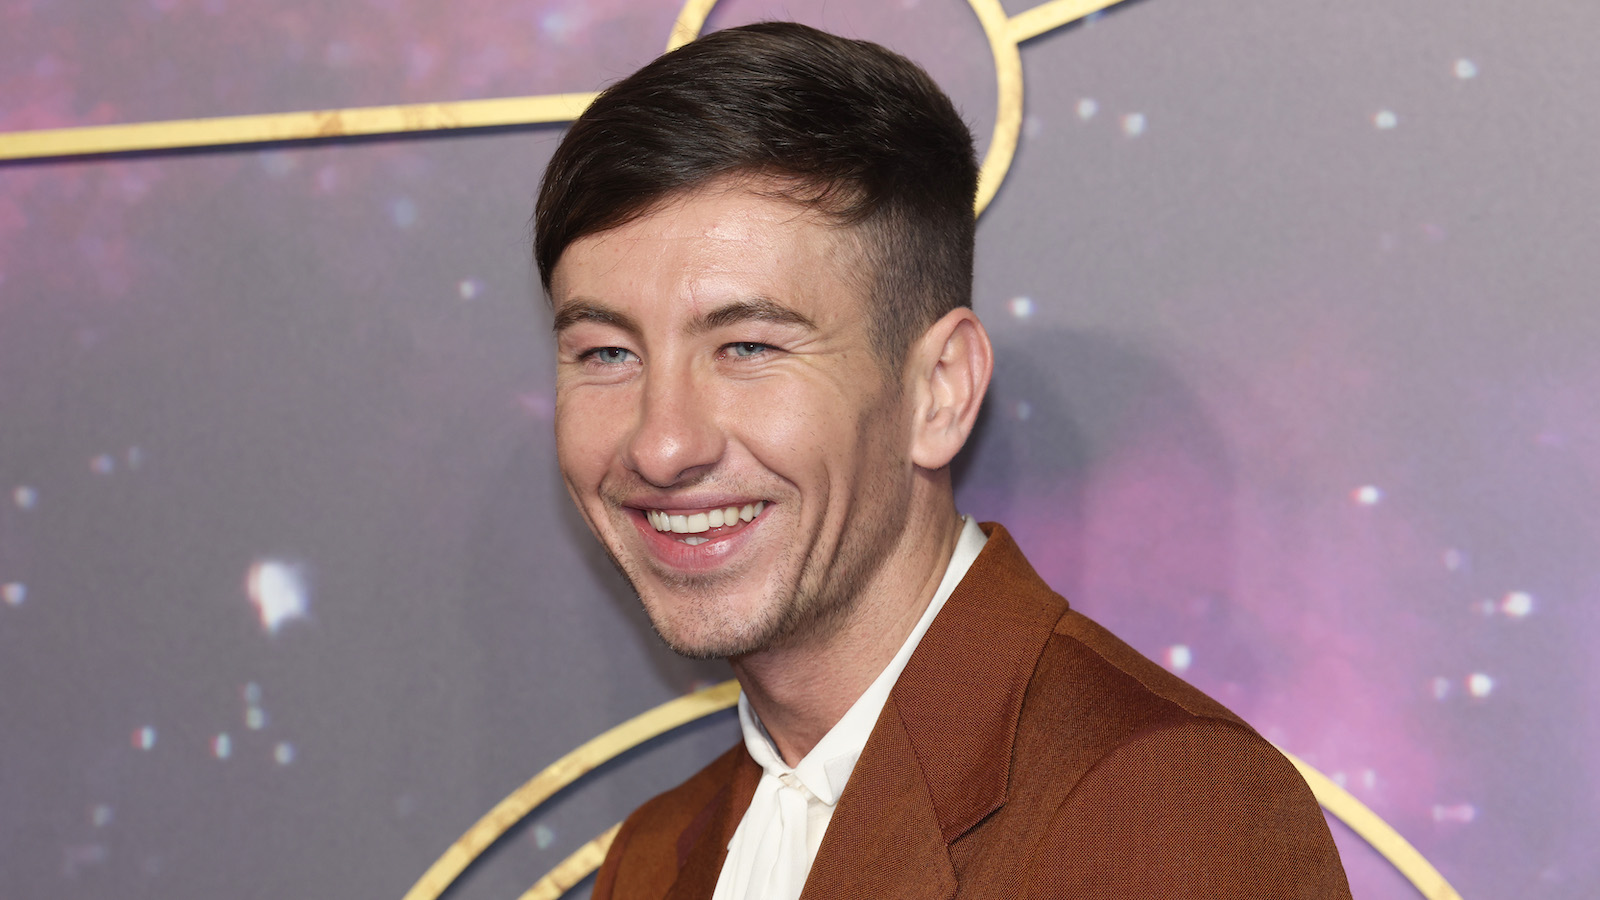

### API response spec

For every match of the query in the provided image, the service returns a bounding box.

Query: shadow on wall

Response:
[955,327,1266,694]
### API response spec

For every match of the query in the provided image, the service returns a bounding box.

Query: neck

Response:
[730,484,965,766]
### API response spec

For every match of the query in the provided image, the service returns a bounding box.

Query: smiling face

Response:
[550,181,921,660]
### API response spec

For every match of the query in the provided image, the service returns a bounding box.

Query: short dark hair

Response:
[533,22,979,364]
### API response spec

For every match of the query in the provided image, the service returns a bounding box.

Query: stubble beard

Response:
[596,380,916,661]
[603,464,914,662]
[606,506,901,661]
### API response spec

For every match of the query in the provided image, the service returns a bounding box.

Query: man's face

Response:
[550,181,917,659]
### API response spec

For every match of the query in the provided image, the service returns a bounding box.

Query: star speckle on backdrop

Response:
[246,560,310,636]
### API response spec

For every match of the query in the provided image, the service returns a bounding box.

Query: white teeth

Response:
[646,502,766,534]
[683,536,708,546]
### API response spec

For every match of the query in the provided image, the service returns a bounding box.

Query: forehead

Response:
[549,181,870,319]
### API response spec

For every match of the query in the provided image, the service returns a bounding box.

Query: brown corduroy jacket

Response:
[593,524,1352,899]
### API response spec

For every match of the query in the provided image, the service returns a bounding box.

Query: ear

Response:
[907,307,994,470]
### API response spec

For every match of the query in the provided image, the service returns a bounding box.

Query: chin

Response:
[648,611,774,661]
[633,581,772,660]
[642,575,858,661]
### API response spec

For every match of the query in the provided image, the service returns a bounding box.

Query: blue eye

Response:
[588,347,637,365]
[727,342,770,358]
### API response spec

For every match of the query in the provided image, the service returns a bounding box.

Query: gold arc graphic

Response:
[0,1,1462,897]
[0,93,598,161]
[0,0,1112,215]
[399,680,740,900]
[1281,750,1464,900]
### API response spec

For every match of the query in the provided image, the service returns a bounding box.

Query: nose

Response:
[623,362,725,488]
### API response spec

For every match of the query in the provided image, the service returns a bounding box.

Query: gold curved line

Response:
[0,0,1118,164]
[652,0,1034,217]
[0,93,597,162]
[1009,0,1129,43]
[968,0,1024,216]
[399,680,740,900]
[1282,749,1465,900]
[668,0,721,50]
[516,823,624,900]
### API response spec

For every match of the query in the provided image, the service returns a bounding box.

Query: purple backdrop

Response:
[2,1,1596,898]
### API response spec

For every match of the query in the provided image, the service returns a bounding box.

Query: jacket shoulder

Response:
[992,610,1349,897]
[1023,716,1351,898]
[1048,607,1245,726]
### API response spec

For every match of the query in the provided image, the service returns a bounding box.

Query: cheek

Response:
[720,380,871,477]
[554,389,629,483]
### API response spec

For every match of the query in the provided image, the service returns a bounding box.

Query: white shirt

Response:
[711,516,988,900]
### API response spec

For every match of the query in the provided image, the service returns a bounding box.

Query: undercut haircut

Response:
[533,21,979,366]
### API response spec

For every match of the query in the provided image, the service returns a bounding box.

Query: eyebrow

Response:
[689,298,817,335]
[551,301,641,337]
[553,297,817,338]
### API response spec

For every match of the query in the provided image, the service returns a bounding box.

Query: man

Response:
[537,22,1350,900]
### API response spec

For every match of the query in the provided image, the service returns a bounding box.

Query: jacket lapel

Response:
[892,524,1064,842]
[803,524,1065,897]
[797,700,955,900]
